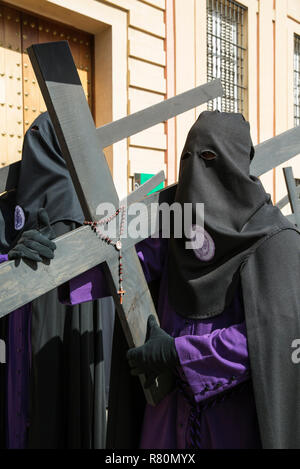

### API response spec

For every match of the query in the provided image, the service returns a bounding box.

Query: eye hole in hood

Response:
[200,150,217,161]
[181,151,192,161]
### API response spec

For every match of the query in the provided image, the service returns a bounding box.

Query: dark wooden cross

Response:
[282,166,300,227]
[0,41,223,406]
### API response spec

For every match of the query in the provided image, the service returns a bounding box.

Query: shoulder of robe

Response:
[240,227,300,325]
[240,226,300,277]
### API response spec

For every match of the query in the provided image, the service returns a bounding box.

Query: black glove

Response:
[127,315,179,388]
[8,208,56,262]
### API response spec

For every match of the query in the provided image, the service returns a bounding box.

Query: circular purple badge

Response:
[14,205,25,231]
[189,225,215,262]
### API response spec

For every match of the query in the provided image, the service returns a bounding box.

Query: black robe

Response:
[28,221,107,449]
[8,113,111,448]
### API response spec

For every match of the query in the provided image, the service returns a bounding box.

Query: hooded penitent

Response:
[168,110,284,319]
[11,112,109,449]
[106,111,300,449]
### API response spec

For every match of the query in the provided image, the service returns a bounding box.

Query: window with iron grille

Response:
[294,35,300,127]
[207,0,247,114]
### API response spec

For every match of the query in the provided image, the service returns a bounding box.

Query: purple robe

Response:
[60,237,261,449]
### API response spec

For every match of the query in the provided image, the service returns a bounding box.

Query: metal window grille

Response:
[207,0,247,114]
[294,35,300,127]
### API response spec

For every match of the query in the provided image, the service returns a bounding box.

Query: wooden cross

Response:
[0,41,223,406]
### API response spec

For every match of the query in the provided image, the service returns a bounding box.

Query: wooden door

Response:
[0,3,93,167]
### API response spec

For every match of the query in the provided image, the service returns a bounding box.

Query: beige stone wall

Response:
[102,0,168,192]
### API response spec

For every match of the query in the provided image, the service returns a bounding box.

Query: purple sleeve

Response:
[59,264,111,305]
[60,237,166,305]
[0,254,8,263]
[175,321,250,403]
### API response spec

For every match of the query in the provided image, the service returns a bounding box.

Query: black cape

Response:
[107,112,300,449]
[15,113,109,448]
[241,224,300,448]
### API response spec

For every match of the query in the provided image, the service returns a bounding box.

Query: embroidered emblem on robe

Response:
[190,224,215,262]
[14,205,25,231]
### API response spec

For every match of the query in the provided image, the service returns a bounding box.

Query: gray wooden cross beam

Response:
[276,176,300,226]
[283,167,300,227]
[0,41,223,406]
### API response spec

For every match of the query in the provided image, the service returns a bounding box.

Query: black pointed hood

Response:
[15,112,84,231]
[168,110,286,319]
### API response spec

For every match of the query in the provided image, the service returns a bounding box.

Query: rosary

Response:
[84,205,126,304]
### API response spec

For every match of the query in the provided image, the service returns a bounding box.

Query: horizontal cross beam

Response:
[0,79,223,194]
[121,171,165,206]
[96,80,223,148]
[251,126,300,177]
[0,191,160,319]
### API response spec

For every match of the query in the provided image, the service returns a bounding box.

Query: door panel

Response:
[0,3,94,166]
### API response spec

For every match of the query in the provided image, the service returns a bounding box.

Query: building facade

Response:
[0,0,299,209]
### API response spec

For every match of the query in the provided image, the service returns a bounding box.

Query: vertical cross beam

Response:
[28,41,118,220]
[27,41,172,405]
[283,167,300,227]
